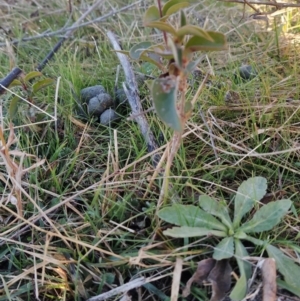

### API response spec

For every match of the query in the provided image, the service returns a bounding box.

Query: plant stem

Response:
[157,0,168,45]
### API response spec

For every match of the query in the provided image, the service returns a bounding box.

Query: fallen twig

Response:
[36,0,105,71]
[107,30,160,166]
[0,1,144,48]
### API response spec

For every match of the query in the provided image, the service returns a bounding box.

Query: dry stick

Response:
[36,0,105,71]
[107,30,160,166]
[0,1,144,47]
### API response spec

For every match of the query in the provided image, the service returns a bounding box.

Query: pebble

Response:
[238,65,257,80]
[80,85,106,103]
[87,93,114,116]
[100,108,119,125]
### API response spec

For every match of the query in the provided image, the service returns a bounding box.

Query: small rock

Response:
[115,88,127,105]
[80,85,106,102]
[100,108,119,125]
[238,65,257,80]
[87,93,114,116]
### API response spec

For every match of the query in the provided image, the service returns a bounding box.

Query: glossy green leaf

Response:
[143,5,160,24]
[233,177,267,228]
[129,42,152,60]
[24,71,42,82]
[145,21,177,35]
[158,204,227,231]
[185,31,227,52]
[230,239,251,301]
[139,54,164,70]
[180,10,187,27]
[162,0,189,16]
[168,39,183,68]
[32,78,54,94]
[8,79,23,88]
[239,199,291,233]
[199,195,232,230]
[9,95,21,118]
[185,57,204,73]
[177,25,213,41]
[213,237,234,260]
[151,77,182,132]
[266,244,300,294]
[165,2,190,17]
[163,226,227,238]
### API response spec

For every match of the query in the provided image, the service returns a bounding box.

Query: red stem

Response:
[157,0,168,45]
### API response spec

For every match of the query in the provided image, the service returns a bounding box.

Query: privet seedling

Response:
[8,71,54,119]
[158,177,300,300]
[120,0,227,202]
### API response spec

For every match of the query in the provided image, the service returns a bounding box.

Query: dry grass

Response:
[1,0,300,300]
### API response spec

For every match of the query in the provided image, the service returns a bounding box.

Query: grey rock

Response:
[238,65,257,80]
[100,108,119,125]
[115,88,127,105]
[88,93,114,116]
[80,85,106,102]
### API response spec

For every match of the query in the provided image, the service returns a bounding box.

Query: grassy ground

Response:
[1,0,300,300]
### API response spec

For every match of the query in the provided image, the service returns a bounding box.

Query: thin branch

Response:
[219,0,300,9]
[107,30,160,166]
[0,0,144,47]
[36,0,105,71]
[0,67,23,95]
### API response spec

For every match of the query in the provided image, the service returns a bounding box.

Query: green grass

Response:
[1,0,300,300]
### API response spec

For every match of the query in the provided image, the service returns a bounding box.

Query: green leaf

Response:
[9,95,21,118]
[180,10,187,27]
[230,239,252,301]
[8,79,23,88]
[266,244,300,293]
[239,199,292,233]
[185,31,227,52]
[230,274,248,301]
[235,239,251,279]
[277,279,300,297]
[168,39,183,68]
[24,71,42,82]
[162,0,189,16]
[243,235,265,246]
[163,226,227,238]
[151,77,182,132]
[199,195,232,230]
[213,237,234,260]
[32,78,54,94]
[164,2,190,17]
[145,21,177,35]
[143,5,160,24]
[158,204,227,231]
[129,42,152,60]
[177,25,213,41]
[233,177,267,228]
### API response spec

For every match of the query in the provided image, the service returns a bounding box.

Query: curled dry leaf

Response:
[208,259,232,301]
[183,258,232,301]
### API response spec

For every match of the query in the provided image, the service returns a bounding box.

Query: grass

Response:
[1,0,300,300]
